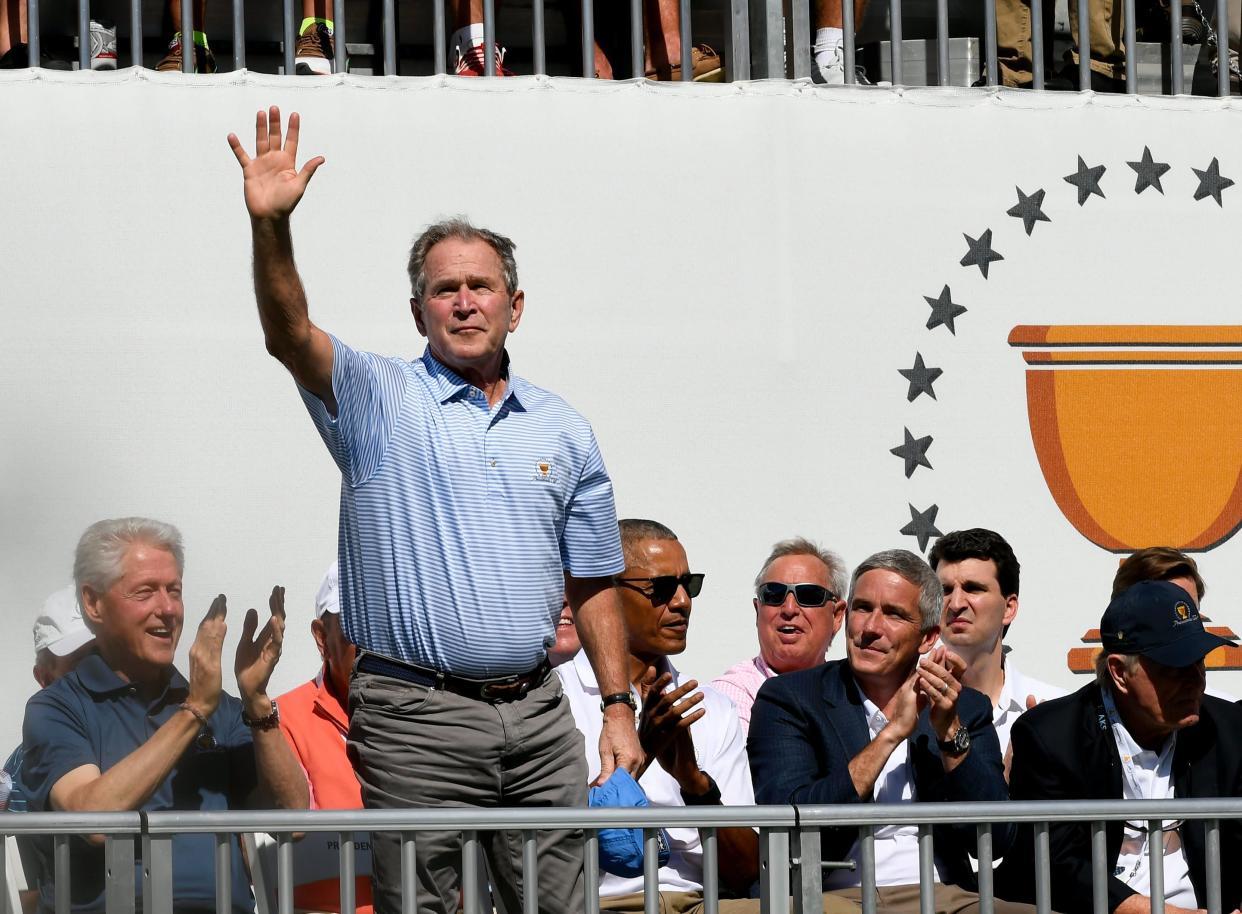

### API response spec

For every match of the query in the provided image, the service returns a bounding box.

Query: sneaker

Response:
[453,41,514,76]
[90,19,117,69]
[156,35,216,73]
[811,45,876,85]
[0,43,73,69]
[295,22,334,74]
[646,44,722,81]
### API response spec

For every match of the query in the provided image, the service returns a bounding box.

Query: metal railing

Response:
[5,798,1239,914]
[15,0,1235,94]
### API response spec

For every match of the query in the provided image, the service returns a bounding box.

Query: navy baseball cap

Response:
[1100,580,1234,668]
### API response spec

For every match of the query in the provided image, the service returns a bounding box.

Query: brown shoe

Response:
[646,44,723,81]
[295,22,334,75]
[155,35,216,72]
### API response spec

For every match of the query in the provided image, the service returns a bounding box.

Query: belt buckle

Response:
[480,675,524,701]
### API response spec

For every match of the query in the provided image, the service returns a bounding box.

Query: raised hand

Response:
[915,645,967,739]
[227,107,325,221]
[235,585,287,717]
[637,671,706,784]
[186,595,228,719]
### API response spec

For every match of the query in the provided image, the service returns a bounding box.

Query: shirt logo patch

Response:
[533,459,555,482]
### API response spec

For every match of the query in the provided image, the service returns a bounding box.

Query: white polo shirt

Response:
[557,651,754,898]
[993,661,1066,756]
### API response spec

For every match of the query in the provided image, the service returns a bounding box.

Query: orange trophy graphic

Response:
[1008,325,1242,672]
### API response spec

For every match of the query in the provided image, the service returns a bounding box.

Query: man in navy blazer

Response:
[749,549,1026,914]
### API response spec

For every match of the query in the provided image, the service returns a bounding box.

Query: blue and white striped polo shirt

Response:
[299,335,624,678]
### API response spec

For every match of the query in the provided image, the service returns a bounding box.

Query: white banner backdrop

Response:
[2,70,1241,752]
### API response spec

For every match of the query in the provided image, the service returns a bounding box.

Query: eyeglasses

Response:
[757,582,837,608]
[615,573,705,603]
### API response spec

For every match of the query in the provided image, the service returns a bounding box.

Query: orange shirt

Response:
[278,674,374,914]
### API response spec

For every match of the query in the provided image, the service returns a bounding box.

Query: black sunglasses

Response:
[616,573,705,603]
[757,582,837,608]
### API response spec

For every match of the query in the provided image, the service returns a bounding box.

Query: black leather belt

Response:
[357,651,551,703]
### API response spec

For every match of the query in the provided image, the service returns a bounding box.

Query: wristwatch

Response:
[937,724,971,757]
[600,691,638,713]
[242,700,281,731]
[681,773,722,806]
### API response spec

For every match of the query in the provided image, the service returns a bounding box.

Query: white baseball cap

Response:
[33,585,94,657]
[314,561,340,619]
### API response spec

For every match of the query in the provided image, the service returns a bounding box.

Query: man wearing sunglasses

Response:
[711,537,848,732]
[995,580,1242,914]
[750,549,1025,914]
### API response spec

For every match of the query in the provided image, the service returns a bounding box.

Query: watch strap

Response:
[242,700,281,731]
[680,773,722,806]
[600,691,637,712]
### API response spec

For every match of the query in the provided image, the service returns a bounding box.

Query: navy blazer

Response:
[995,683,1242,914]
[748,659,1012,890]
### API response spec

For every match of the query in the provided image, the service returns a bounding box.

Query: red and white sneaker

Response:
[453,41,514,76]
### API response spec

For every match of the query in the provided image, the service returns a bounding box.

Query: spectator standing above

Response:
[928,529,1064,759]
[1112,547,1206,604]
[156,0,334,72]
[996,580,1242,914]
[750,549,1028,914]
[711,537,847,732]
[21,517,308,914]
[228,107,641,914]
[274,561,373,913]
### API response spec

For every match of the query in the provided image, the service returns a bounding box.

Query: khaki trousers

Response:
[601,889,862,914]
[830,883,1040,914]
[994,0,1125,85]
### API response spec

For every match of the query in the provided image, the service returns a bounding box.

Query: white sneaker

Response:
[811,45,845,84]
[89,19,117,69]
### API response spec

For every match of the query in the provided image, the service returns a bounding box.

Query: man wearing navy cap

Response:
[996,579,1242,914]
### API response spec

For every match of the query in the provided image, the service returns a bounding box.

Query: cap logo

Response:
[1174,601,1193,624]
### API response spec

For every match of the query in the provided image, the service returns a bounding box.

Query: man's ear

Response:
[1106,654,1131,694]
[918,625,942,655]
[80,585,105,630]
[311,618,328,661]
[411,298,428,337]
[508,289,524,333]
[1002,594,1019,629]
[831,599,847,636]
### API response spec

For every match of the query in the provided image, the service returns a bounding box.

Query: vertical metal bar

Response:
[793,826,820,914]
[78,0,90,69]
[462,831,483,914]
[1091,822,1108,914]
[1124,0,1135,89]
[382,0,396,74]
[104,836,136,914]
[1206,820,1222,914]
[433,0,446,72]
[522,830,538,914]
[532,0,546,72]
[976,825,994,914]
[759,828,791,914]
[1077,0,1089,88]
[787,0,810,77]
[917,825,934,914]
[1170,6,1184,92]
[1034,822,1051,914]
[1,836,9,914]
[936,0,949,83]
[890,0,903,84]
[1031,0,1044,86]
[339,833,356,914]
[180,0,193,71]
[482,0,496,75]
[643,829,659,914]
[1216,0,1228,94]
[584,831,601,914]
[984,0,998,82]
[702,828,720,914]
[282,0,294,74]
[142,834,173,914]
[232,0,245,69]
[1147,820,1164,909]
[131,0,142,67]
[331,0,342,71]
[679,0,692,79]
[28,0,40,63]
[54,835,70,914]
[581,0,595,75]
[401,834,417,914]
[725,0,750,77]
[842,0,856,83]
[215,834,230,914]
[630,0,643,77]
[859,827,877,914]
[278,833,294,914]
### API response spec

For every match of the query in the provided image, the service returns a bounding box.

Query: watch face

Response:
[954,727,971,752]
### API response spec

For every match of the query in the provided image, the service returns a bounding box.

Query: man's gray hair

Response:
[407,218,519,306]
[74,517,185,595]
[847,549,942,633]
[1094,649,1141,688]
[753,537,848,599]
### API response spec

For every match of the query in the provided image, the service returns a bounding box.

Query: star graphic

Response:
[1192,158,1235,207]
[924,285,967,334]
[960,229,1004,279]
[1006,187,1051,236]
[1064,156,1106,206]
[1127,147,1170,195]
[890,428,934,478]
[900,503,943,553]
[898,353,943,402]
